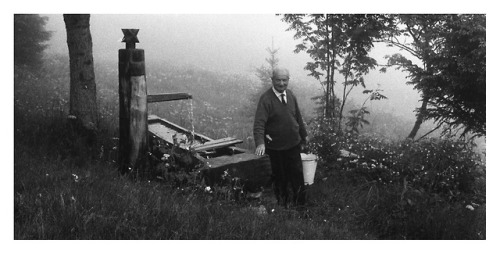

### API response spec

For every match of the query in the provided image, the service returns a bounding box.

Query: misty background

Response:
[43,14,422,123]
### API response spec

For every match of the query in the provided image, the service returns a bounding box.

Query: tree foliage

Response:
[336,15,390,130]
[14,14,52,69]
[255,44,279,89]
[346,89,387,135]
[381,14,486,138]
[280,14,338,119]
[253,44,279,101]
[427,15,486,137]
[242,44,280,119]
[280,14,390,128]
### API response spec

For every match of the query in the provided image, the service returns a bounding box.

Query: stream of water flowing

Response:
[187,99,198,147]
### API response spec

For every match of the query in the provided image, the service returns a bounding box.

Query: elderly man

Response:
[254,67,308,207]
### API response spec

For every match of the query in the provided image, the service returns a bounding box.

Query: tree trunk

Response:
[330,19,336,120]
[408,95,429,139]
[64,14,98,131]
[338,74,348,131]
[325,14,331,119]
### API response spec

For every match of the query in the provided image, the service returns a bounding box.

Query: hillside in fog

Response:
[43,14,423,124]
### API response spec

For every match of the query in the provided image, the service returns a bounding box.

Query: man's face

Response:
[272,70,289,93]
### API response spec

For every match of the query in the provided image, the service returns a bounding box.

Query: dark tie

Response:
[280,94,286,105]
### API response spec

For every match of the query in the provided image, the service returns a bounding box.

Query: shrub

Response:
[308,122,486,239]
[306,118,343,170]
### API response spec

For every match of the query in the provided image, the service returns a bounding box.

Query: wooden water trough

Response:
[148,114,272,190]
[118,28,271,190]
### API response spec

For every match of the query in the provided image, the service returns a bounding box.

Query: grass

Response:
[13,108,373,239]
[15,124,485,240]
[14,135,375,240]
[13,58,486,240]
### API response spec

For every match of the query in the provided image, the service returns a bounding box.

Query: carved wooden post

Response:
[119,29,149,175]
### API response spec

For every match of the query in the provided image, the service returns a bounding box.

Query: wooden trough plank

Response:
[148,114,214,142]
[148,122,178,144]
[147,93,192,103]
[201,153,272,190]
[197,137,236,146]
[148,115,241,152]
[190,137,243,152]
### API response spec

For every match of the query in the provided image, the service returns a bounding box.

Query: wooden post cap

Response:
[121,29,139,49]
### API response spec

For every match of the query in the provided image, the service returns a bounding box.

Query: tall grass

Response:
[14,129,375,239]
[14,57,373,239]
[14,55,486,240]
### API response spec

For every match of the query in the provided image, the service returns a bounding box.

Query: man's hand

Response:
[255,144,266,156]
[301,136,309,152]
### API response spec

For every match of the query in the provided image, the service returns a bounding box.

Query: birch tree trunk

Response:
[407,95,429,139]
[64,14,98,131]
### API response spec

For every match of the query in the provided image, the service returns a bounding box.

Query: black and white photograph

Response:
[6,0,496,251]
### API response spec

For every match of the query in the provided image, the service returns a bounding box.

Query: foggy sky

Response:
[43,14,421,120]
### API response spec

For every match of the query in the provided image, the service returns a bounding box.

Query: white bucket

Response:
[301,153,318,185]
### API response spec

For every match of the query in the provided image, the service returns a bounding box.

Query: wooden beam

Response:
[147,93,192,103]
[200,153,272,189]
[190,137,243,152]
[148,114,214,142]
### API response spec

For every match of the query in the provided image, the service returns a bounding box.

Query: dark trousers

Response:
[266,145,306,207]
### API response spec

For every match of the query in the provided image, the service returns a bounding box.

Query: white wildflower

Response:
[161,154,170,161]
[257,205,267,215]
[72,174,79,183]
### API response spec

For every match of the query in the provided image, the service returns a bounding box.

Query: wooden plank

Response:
[147,93,192,103]
[148,114,214,142]
[197,137,236,146]
[205,153,265,168]
[201,153,272,190]
[148,122,178,144]
[190,137,243,152]
[191,140,243,152]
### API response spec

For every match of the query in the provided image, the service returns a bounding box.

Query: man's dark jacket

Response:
[253,88,307,151]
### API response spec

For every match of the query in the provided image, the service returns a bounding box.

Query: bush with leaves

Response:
[345,89,387,136]
[306,118,343,170]
[307,116,485,239]
[346,136,485,239]
[344,136,485,201]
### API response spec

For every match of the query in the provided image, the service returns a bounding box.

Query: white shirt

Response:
[272,87,287,104]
